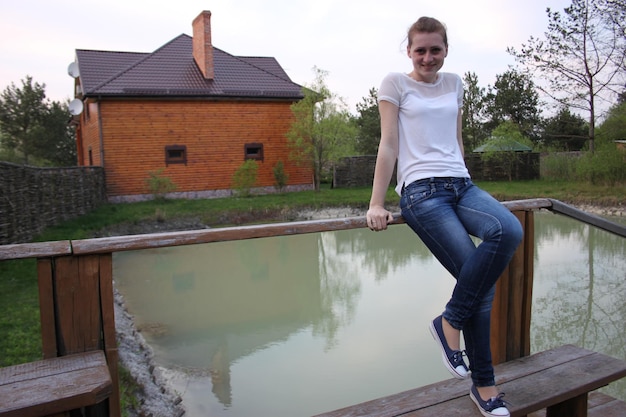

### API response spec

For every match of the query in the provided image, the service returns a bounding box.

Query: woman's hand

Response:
[367,206,394,231]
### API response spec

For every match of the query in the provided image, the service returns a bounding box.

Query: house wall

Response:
[79,101,103,167]
[80,99,312,200]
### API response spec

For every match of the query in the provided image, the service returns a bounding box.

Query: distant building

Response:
[70,11,313,202]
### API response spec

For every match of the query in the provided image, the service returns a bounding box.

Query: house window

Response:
[244,143,264,161]
[165,145,187,166]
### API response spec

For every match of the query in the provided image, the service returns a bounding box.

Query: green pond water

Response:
[113,211,626,416]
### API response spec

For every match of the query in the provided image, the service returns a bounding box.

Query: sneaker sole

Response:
[428,320,469,380]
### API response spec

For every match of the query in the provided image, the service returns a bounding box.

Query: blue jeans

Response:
[400,177,523,387]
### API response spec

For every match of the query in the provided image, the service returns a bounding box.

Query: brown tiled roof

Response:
[75,34,304,99]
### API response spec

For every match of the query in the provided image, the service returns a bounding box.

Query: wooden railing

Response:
[1,198,624,416]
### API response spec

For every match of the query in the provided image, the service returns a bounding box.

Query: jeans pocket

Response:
[401,183,434,210]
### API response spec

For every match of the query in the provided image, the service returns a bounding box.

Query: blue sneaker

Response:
[429,315,469,379]
[469,385,510,417]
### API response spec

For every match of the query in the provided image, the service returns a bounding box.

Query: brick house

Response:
[71,10,313,202]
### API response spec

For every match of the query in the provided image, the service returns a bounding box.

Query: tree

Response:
[0,76,47,164]
[541,107,589,151]
[619,86,626,104]
[484,69,541,141]
[0,76,76,166]
[508,0,626,152]
[462,72,489,151]
[478,121,534,181]
[36,101,77,166]
[286,67,357,191]
[354,88,380,155]
[596,101,626,145]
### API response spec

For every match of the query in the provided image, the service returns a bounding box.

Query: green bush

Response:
[541,153,580,180]
[575,144,626,185]
[145,168,177,200]
[273,160,289,192]
[232,160,259,197]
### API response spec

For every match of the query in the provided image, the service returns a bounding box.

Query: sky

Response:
[0,0,574,113]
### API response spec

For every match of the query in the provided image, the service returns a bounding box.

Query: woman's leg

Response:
[401,178,523,387]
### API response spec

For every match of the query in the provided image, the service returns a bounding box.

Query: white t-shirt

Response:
[378,72,469,195]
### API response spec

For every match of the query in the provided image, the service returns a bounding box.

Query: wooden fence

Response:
[0,162,106,245]
[1,198,625,416]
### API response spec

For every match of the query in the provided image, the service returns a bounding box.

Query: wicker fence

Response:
[0,162,106,244]
[332,153,540,189]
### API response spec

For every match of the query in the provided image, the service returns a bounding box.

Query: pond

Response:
[113,211,626,416]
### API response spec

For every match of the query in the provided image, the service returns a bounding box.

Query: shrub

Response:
[575,144,626,185]
[540,152,580,180]
[273,160,289,192]
[232,160,258,197]
[145,168,177,200]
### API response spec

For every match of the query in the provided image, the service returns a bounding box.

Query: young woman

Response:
[366,17,523,417]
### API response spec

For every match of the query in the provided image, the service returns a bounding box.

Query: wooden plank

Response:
[313,346,590,417]
[313,345,626,417]
[491,261,510,365]
[0,199,552,261]
[70,216,377,254]
[68,200,553,255]
[312,378,472,417]
[37,258,57,359]
[102,349,120,417]
[521,211,535,356]
[505,352,626,416]
[77,255,104,351]
[549,199,626,238]
[506,211,526,361]
[507,211,532,361]
[404,353,624,417]
[0,351,112,417]
[53,256,102,355]
[98,254,116,354]
[0,241,71,261]
[98,253,122,417]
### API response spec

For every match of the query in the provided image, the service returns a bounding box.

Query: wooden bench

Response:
[0,351,112,417]
[313,345,626,417]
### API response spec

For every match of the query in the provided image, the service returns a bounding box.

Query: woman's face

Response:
[407,31,448,83]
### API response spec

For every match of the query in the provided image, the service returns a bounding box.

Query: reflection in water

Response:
[114,212,626,416]
[531,211,626,402]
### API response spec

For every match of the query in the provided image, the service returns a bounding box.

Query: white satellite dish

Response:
[69,99,84,116]
[67,62,80,78]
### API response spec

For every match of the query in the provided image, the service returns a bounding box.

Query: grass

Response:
[1,180,624,413]
[34,186,398,242]
[477,180,626,206]
[0,258,40,367]
[34,180,626,244]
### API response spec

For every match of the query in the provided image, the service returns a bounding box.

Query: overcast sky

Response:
[0,0,573,112]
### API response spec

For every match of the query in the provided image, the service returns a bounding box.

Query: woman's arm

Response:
[367,100,399,231]
[457,110,465,158]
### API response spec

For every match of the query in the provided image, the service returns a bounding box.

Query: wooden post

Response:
[546,393,588,417]
[37,253,121,417]
[490,209,535,364]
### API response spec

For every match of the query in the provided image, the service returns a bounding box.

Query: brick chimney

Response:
[192,10,214,80]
